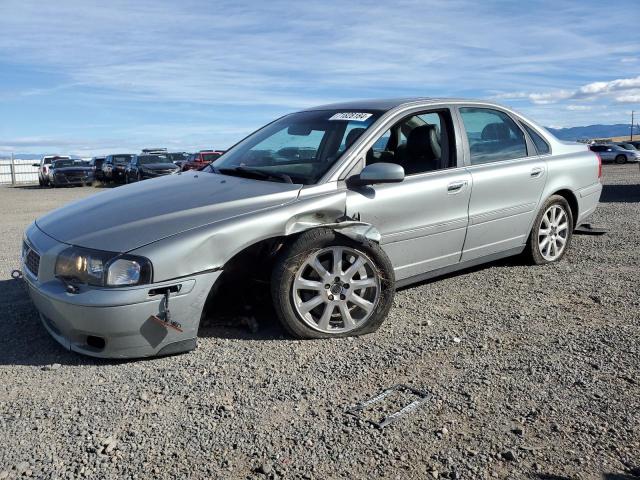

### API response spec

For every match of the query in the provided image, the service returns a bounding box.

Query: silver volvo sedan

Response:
[22,98,603,358]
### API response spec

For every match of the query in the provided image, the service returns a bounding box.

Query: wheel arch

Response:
[550,188,579,228]
[199,221,384,325]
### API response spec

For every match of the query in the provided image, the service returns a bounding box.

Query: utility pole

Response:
[632,111,635,141]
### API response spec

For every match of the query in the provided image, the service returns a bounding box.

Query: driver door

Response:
[345,108,471,282]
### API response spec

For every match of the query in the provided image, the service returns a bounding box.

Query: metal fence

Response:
[0,158,39,185]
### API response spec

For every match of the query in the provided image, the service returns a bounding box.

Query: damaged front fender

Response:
[131,188,382,281]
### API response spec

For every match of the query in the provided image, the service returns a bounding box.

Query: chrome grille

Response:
[24,244,41,278]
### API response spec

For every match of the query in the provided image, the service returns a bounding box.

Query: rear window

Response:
[521,123,550,155]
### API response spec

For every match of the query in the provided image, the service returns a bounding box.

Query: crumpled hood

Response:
[36,172,301,252]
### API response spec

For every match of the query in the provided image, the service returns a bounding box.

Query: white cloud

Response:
[566,105,592,111]
[1,0,639,153]
[497,75,640,107]
[615,94,640,103]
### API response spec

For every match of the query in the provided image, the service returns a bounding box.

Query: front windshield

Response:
[201,152,222,162]
[139,155,171,165]
[206,109,383,184]
[52,159,74,168]
[113,155,133,164]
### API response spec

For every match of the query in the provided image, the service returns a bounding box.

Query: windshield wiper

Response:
[216,166,293,184]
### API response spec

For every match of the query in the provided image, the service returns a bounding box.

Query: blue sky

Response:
[0,0,639,156]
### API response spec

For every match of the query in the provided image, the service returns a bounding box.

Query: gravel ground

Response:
[0,165,639,480]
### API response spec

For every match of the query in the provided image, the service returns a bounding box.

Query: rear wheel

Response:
[615,154,627,164]
[271,228,395,338]
[526,195,573,265]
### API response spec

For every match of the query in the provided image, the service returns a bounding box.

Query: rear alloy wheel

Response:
[615,154,627,164]
[526,195,573,265]
[272,228,395,338]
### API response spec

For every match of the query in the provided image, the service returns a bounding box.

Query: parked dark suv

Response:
[89,156,106,181]
[125,154,180,183]
[102,154,134,183]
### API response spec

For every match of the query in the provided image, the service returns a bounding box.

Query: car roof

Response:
[301,97,490,112]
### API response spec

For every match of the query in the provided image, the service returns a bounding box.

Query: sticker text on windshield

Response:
[329,112,373,122]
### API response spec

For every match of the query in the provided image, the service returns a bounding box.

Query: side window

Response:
[521,123,550,155]
[366,109,456,175]
[459,107,527,165]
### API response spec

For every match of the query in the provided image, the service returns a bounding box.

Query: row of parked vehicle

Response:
[34,149,225,187]
[588,141,640,164]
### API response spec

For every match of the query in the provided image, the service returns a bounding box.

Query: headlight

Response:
[55,246,152,287]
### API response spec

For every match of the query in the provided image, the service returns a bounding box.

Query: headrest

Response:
[407,124,440,159]
[344,128,366,149]
[481,122,510,141]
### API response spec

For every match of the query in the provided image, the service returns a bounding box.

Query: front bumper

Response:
[52,174,94,186]
[22,224,221,358]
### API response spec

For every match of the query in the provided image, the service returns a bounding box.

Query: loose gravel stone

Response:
[0,165,639,479]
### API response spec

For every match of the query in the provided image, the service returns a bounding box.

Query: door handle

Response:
[447,180,468,193]
[530,167,544,177]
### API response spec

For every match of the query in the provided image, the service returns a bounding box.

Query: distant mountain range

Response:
[546,124,636,141]
[1,124,637,160]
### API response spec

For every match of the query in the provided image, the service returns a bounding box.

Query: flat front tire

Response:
[526,195,573,265]
[271,228,395,339]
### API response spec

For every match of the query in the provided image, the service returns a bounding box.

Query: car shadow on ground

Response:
[600,183,640,203]
[10,184,43,190]
[94,182,121,188]
[197,279,287,341]
[11,184,98,190]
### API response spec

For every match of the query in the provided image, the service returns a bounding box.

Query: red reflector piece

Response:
[148,315,183,332]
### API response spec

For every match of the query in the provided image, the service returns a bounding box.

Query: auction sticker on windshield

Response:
[329,112,373,122]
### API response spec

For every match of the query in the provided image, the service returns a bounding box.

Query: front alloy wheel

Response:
[272,228,395,338]
[292,246,381,334]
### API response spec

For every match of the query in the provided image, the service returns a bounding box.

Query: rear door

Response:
[345,108,472,282]
[456,106,547,261]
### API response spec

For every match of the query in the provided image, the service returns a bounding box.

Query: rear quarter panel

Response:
[541,143,601,226]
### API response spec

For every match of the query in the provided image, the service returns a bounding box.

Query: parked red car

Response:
[181,150,225,171]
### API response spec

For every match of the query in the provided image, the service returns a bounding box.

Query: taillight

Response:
[595,152,602,179]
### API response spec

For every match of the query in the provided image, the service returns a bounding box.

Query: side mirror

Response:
[32,163,39,167]
[348,162,405,187]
